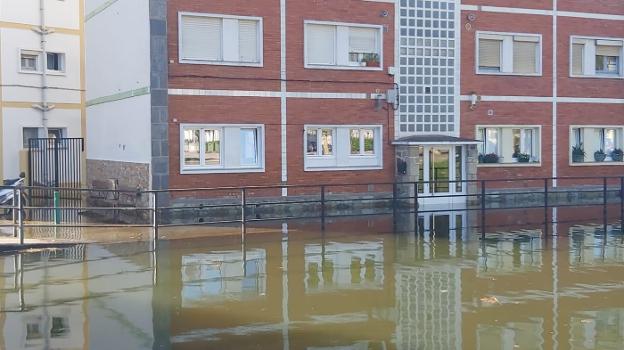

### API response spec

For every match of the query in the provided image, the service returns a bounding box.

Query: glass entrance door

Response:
[420,146,465,198]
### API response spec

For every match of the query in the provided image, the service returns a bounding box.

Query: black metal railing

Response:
[2,175,624,246]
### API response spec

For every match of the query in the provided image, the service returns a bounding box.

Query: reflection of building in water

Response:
[569,309,624,349]
[477,320,545,350]
[394,265,462,350]
[304,241,384,292]
[478,232,543,275]
[1,247,86,350]
[181,249,266,306]
[569,225,624,267]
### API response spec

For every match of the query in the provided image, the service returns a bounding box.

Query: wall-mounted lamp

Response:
[469,92,481,110]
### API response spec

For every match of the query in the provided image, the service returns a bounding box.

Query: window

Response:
[305,125,382,170]
[571,37,623,77]
[306,128,334,156]
[20,51,41,72]
[179,13,262,66]
[23,127,39,148]
[50,317,70,338]
[46,52,65,72]
[180,124,264,173]
[571,127,624,163]
[477,126,540,164]
[305,21,382,69]
[350,129,375,155]
[47,128,64,139]
[477,32,541,75]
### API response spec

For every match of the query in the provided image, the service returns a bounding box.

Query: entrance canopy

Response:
[393,135,481,146]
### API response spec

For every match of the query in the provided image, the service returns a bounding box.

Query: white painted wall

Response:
[0,28,81,103]
[1,107,82,177]
[0,0,80,30]
[85,0,152,164]
[87,95,152,163]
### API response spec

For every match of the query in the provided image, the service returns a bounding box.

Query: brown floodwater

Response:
[1,214,624,349]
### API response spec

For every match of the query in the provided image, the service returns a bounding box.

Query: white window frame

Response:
[45,52,66,75]
[179,124,265,174]
[476,125,542,166]
[349,128,376,156]
[19,49,67,75]
[304,20,384,71]
[475,31,543,76]
[306,127,336,158]
[304,125,383,171]
[19,49,42,74]
[569,35,624,79]
[569,125,624,165]
[178,12,264,67]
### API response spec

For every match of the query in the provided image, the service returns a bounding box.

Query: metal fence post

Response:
[152,192,159,249]
[320,185,326,231]
[414,182,419,235]
[241,188,247,236]
[392,183,398,231]
[12,188,17,238]
[544,178,549,238]
[620,176,624,232]
[481,180,486,240]
[17,189,24,245]
[603,177,608,236]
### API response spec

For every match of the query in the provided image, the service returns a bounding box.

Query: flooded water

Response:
[1,215,624,349]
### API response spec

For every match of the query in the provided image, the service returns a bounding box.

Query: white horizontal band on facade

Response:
[460,95,624,104]
[168,89,371,99]
[460,5,624,21]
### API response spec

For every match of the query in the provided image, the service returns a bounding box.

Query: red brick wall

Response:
[167,0,396,189]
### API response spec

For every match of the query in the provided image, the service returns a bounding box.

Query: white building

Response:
[0,0,84,180]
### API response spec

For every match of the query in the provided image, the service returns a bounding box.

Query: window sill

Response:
[569,161,624,167]
[304,64,383,72]
[304,166,383,172]
[181,167,265,174]
[46,70,67,76]
[476,71,542,77]
[179,59,263,68]
[568,74,624,80]
[477,162,542,168]
[19,70,43,75]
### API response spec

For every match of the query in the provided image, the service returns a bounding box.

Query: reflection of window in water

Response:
[477,320,544,350]
[304,241,384,292]
[181,250,267,306]
[569,309,624,350]
[478,235,543,274]
[26,323,43,340]
[51,317,70,338]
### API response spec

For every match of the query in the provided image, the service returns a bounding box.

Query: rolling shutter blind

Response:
[239,20,259,62]
[181,16,221,61]
[596,45,621,57]
[571,43,584,75]
[513,41,537,73]
[307,24,336,65]
[479,39,501,70]
[349,27,377,53]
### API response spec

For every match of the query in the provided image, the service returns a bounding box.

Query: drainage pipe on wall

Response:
[37,0,49,136]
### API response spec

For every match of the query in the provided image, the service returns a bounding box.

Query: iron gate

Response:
[28,137,84,189]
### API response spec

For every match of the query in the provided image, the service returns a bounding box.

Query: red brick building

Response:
[86,0,624,201]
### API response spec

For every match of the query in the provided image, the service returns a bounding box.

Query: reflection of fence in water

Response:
[28,189,84,226]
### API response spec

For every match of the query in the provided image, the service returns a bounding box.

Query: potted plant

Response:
[572,145,585,163]
[594,149,606,162]
[361,53,380,67]
[517,153,531,163]
[611,148,623,162]
[478,154,485,163]
[483,153,499,164]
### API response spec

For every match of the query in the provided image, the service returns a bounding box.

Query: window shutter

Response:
[479,39,501,70]
[349,27,377,53]
[307,24,336,65]
[513,41,538,74]
[571,43,584,75]
[239,20,259,63]
[596,45,621,57]
[181,16,222,61]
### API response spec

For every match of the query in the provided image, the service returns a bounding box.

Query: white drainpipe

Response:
[37,0,49,136]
